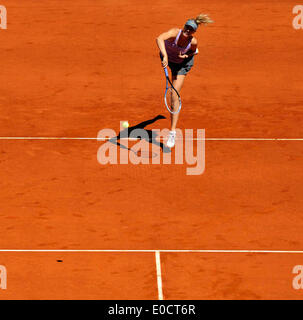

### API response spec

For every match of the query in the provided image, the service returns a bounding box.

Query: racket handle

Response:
[164,67,169,78]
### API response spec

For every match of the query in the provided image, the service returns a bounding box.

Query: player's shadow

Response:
[108,114,171,154]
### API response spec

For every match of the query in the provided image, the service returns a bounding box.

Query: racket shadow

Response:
[108,114,171,154]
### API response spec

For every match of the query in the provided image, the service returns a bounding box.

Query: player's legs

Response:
[166,57,193,148]
[166,74,186,148]
[170,74,186,131]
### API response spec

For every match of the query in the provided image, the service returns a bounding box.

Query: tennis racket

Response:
[163,67,182,114]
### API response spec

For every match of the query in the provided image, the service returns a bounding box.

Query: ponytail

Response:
[194,14,214,26]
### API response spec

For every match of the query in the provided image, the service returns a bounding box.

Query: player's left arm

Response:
[186,37,198,57]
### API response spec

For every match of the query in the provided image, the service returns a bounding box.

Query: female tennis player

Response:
[156,14,213,147]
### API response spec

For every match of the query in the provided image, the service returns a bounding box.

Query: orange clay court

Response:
[0,0,303,300]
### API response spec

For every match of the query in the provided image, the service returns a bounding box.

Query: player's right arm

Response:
[156,28,179,68]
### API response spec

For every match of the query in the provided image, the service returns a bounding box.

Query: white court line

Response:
[0,137,303,141]
[155,251,164,300]
[0,249,303,253]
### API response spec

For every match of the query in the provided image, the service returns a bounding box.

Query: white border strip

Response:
[155,251,164,300]
[0,249,303,253]
[0,137,303,141]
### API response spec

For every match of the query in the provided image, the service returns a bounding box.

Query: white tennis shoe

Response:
[167,130,176,148]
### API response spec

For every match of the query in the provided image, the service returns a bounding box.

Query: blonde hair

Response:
[194,13,214,26]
